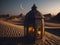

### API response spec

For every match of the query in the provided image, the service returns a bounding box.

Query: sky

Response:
[0,0,60,15]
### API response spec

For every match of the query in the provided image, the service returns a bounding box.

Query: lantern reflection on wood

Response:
[24,4,45,40]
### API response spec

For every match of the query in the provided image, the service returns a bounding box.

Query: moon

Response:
[20,4,25,10]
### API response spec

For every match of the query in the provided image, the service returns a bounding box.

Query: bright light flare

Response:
[29,27,34,32]
[37,31,41,35]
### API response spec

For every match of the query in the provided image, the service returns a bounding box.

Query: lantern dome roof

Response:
[24,4,42,24]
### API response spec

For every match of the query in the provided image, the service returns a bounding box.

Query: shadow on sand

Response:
[0,36,35,45]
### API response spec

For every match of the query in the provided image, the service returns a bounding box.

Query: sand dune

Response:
[45,22,60,27]
[0,20,24,37]
[0,20,60,45]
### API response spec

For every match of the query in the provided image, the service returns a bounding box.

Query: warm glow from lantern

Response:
[37,31,41,35]
[29,27,34,32]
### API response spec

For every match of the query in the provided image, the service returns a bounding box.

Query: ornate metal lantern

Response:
[24,4,44,40]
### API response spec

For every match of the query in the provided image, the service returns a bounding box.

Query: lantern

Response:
[24,4,45,41]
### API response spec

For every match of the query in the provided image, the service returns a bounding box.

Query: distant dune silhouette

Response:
[49,12,60,23]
